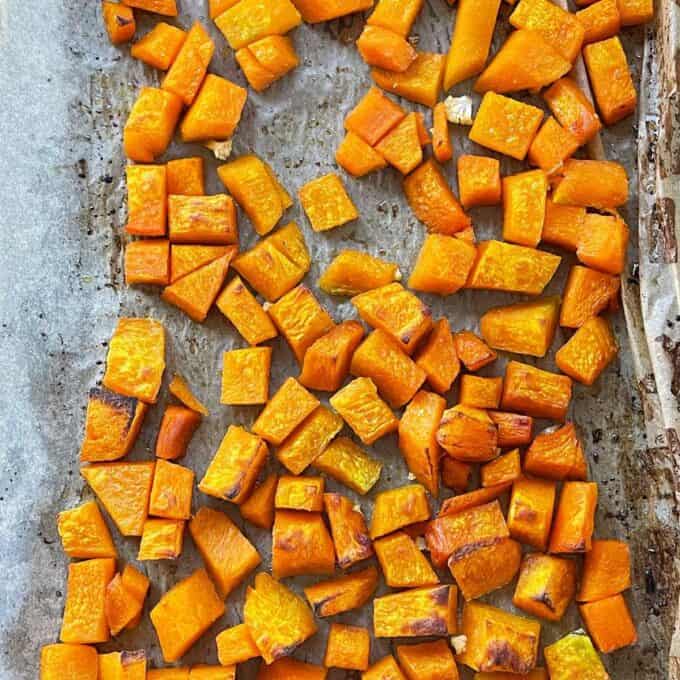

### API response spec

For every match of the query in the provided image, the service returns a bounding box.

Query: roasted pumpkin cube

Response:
[149,459,193,519]
[98,650,147,680]
[319,250,399,297]
[81,462,155,537]
[436,405,498,462]
[363,655,407,680]
[618,0,653,24]
[370,484,430,539]
[375,113,423,175]
[138,518,184,560]
[528,117,580,174]
[276,405,343,474]
[403,159,471,234]
[415,318,460,393]
[459,602,541,674]
[125,240,170,286]
[503,170,548,247]
[236,36,299,93]
[454,331,496,371]
[524,422,588,480]
[438,484,512,518]
[131,22,186,70]
[336,131,388,177]
[190,665,235,680]
[473,669,548,680]
[156,405,202,460]
[508,476,557,550]
[299,173,359,232]
[561,265,620,327]
[146,669,190,680]
[345,86,406,146]
[549,481,598,553]
[543,76,602,145]
[168,194,237,245]
[40,644,98,680]
[125,165,166,237]
[367,0,423,36]
[578,539,631,602]
[541,200,586,252]
[275,475,324,512]
[576,0,621,43]
[304,566,378,617]
[170,245,234,284]
[553,159,628,209]
[122,0,177,14]
[357,24,417,73]
[103,2,136,44]
[189,506,260,599]
[220,347,271,405]
[57,500,117,559]
[325,624,371,671]
[324,492,373,568]
[577,213,629,275]
[409,233,477,295]
[240,473,278,530]
[397,640,458,680]
[489,411,533,448]
[374,585,457,637]
[61,558,116,644]
[312,436,382,495]
[216,624,260,666]
[544,631,610,680]
[217,276,277,346]
[481,448,521,487]
[457,155,501,208]
[581,594,637,652]
[441,457,472,492]
[256,658,326,680]
[372,52,445,108]
[502,361,572,420]
[375,531,439,588]
[150,569,224,662]
[459,375,503,409]
[431,101,453,162]
[117,564,148,619]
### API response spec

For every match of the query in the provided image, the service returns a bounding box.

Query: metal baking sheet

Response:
[0,0,677,678]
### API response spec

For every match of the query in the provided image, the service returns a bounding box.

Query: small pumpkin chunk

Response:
[132,22,186,69]
[103,2,136,44]
[103,589,144,648]
[138,519,185,560]
[146,669,190,680]
[189,506,260,598]
[170,245,235,284]
[304,566,378,617]
[577,0,621,44]
[503,170,548,247]
[438,485,512,518]
[125,240,170,286]
[457,155,501,208]
[167,157,204,195]
[367,0,424,36]
[216,624,260,666]
[149,459,193,519]
[483,411,530,446]
[256,658,326,680]
[525,422,588,480]
[122,0,177,15]
[397,640,459,680]
[120,564,149,629]
[156,405,202,460]
[41,644,98,680]
[150,569,225,662]
[168,195,237,245]
[415,318,460,393]
[363,655,407,680]
[544,632,610,680]
[553,159,628,209]
[220,347,271,405]
[454,331,496,371]
[577,213,629,275]
[319,250,399,297]
[324,492,373,568]
[345,86,406,146]
[126,165,166,237]
[370,484,430,539]
[543,77,602,145]
[240,474,278,529]
[409,233,477,295]
[528,117,580,174]
[372,52,446,108]
[502,361,572,421]
[436,405,498,463]
[98,650,147,680]
[618,0,653,24]
[275,476,325,512]
[299,173,359,232]
[459,375,503,409]
[375,113,423,175]
[549,481,598,553]
[542,200,586,252]
[481,448,521,487]
[432,101,453,162]
[58,501,117,559]
[561,265,620,328]
[374,531,439,588]
[336,131,388,177]
[236,36,299,93]
[190,665,235,680]
[325,624,371,671]
[312,436,382,495]
[508,477,557,550]
[578,539,631,602]
[357,25,417,73]
[441,457,472,492]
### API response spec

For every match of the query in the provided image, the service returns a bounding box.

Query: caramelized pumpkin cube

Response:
[149,459,194,519]
[457,155,501,208]
[578,539,631,602]
[299,173,358,232]
[131,22,186,70]
[103,2,136,44]
[312,436,382,495]
[216,624,260,666]
[576,213,629,275]
[524,422,587,480]
[549,481,598,553]
[125,165,166,237]
[544,632,610,680]
[357,25,417,73]
[481,448,521,487]
[374,531,439,588]
[372,52,445,108]
[436,405,498,462]
[168,194,237,244]
[324,492,374,568]
[57,500,117,559]
[370,484,430,539]
[325,623,370,671]
[561,265,620,327]
[345,86,406,146]
[240,473,278,530]
[489,411,534,448]
[409,233,477,295]
[441,457,472,492]
[502,170,548,247]
[137,518,185,560]
[508,476,557,550]
[304,566,378,617]
[155,405,202,460]
[220,347,271,405]
[502,361,572,420]
[125,239,170,286]
[275,475,325,512]
[459,375,503,409]
[454,331,496,371]
[553,159,628,209]
[273,510,336,577]
[415,318,460,393]
[543,76,602,145]
[336,131,388,177]
[41,644,98,680]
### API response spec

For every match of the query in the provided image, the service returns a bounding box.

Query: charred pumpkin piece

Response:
[374,585,457,637]
[549,481,598,553]
[240,473,278,529]
[403,159,471,234]
[125,165,167,237]
[298,173,359,232]
[170,245,234,284]
[561,265,620,328]
[581,595,637,652]
[80,388,147,463]
[374,531,439,588]
[438,484,512,518]
[509,0,585,61]
[576,0,621,44]
[409,233,477,295]
[370,484,430,539]
[103,318,165,403]
[312,436,382,495]
[131,22,186,69]
[541,200,586,252]
[256,657,327,680]
[481,448,521,487]
[459,602,541,673]
[41,644,98,680]
[459,375,503,409]
[220,347,271,405]
[150,569,224,662]
[372,52,445,108]
[578,539,631,602]
[345,86,406,146]
[576,214,629,275]
[199,426,268,504]
[155,405,202,460]
[524,422,587,480]
[415,318,459,393]
[441,457,472,492]
[513,552,577,622]
[276,405,343,474]
[216,624,260,666]
[137,518,185,560]
[508,476,557,550]
[217,277,277,346]
[425,500,508,568]
[181,74,247,142]
[98,650,147,680]
[502,361,572,421]
[81,462,154,537]
[336,132,388,177]
[188,506,260,599]
[268,285,335,364]
[125,240,170,286]
[357,25,417,73]
[436,405,498,462]
[244,572,316,663]
[167,195,238,245]
[502,170,548,247]
[299,321,364,391]
[103,2,136,44]
[474,670,548,680]
[454,331,497,371]
[363,655,407,680]
[304,566,378,617]
[148,459,193,520]
[57,501,117,559]
[104,574,144,636]
[324,492,373,568]
[618,0,653,24]
[352,283,433,355]
[367,0,424,36]
[275,475,325,512]
[481,297,559,358]
[397,640,458,680]
[124,87,182,162]
[190,665,235,680]
[553,159,628,208]
[324,624,370,671]
[466,240,561,295]
[60,558,116,644]
[215,0,301,50]
[544,631,611,680]
[457,155,501,208]
[398,390,445,495]
[168,373,208,416]
[543,77,602,145]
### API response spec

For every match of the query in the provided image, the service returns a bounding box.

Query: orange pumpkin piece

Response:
[553,159,628,208]
[367,0,424,36]
[40,644,98,680]
[502,170,548,247]
[541,200,586,251]
[216,624,260,666]
[454,331,496,371]
[137,518,185,560]
[240,473,278,529]
[319,250,399,297]
[441,457,472,492]
[544,632,609,680]
[425,500,508,568]
[481,448,521,487]
[502,361,572,421]
[345,86,406,146]
[489,411,534,448]
[81,462,155,537]
[374,531,439,588]
[459,601,541,673]
[436,405,498,463]
[578,539,631,601]
[220,347,271,405]
[459,375,503,409]
[236,36,299,93]
[508,476,557,550]
[375,113,423,175]
[61,558,116,644]
[430,102,452,163]
[256,658,327,680]
[170,245,234,284]
[457,155,501,208]
[125,165,166,237]
[304,566,379,617]
[549,481,598,553]
[577,0,621,43]
[352,282,433,354]
[528,117,580,174]
[208,0,244,16]
[325,624,371,671]
[188,506,260,598]
[276,405,343,474]
[80,387,147,462]
[544,78,603,148]
[168,195,238,244]
[397,641,458,680]
[509,0,585,61]
[363,655,407,680]
[324,492,374,568]
[577,213,629,275]
[374,585,457,637]
[357,25,417,73]
[120,564,150,629]
[370,484,430,539]
[618,0,653,24]
[438,484,512,518]
[415,318,460,393]
[513,552,577,622]
[233,222,310,302]
[148,459,193,519]
[131,22,186,69]
[103,2,136,44]
[122,0,177,14]
[150,569,225,662]
[155,405,202,460]
[214,0,302,50]
[336,132,388,177]
[57,500,117,559]
[561,265,620,328]
[275,475,325,512]
[312,436,383,495]
[299,320,365,391]
[125,240,170,286]
[190,665,235,680]
[298,173,359,232]
[199,426,268,504]
[580,595,637,652]
[524,422,588,480]
[98,650,147,680]
[372,52,445,108]
[409,233,477,295]
[146,669,190,680]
